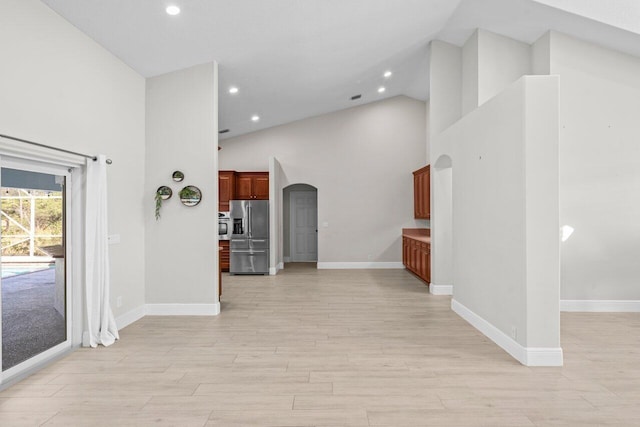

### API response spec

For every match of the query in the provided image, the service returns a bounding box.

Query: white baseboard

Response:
[283,257,291,263]
[145,303,220,316]
[269,262,285,275]
[115,305,146,329]
[317,262,404,269]
[430,284,453,295]
[561,300,640,312]
[451,299,563,367]
[113,302,221,330]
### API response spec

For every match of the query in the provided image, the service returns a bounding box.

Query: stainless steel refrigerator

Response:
[229,200,269,274]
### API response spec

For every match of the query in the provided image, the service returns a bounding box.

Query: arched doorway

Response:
[283,184,318,264]
[431,154,453,295]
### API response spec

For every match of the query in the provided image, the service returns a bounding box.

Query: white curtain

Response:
[84,154,119,347]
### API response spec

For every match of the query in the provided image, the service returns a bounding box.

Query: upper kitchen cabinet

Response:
[219,170,236,211]
[235,172,269,200]
[413,165,430,219]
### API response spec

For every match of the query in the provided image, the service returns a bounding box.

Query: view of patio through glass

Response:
[1,167,66,371]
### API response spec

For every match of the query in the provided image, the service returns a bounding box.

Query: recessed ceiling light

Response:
[166,5,180,15]
[384,71,392,78]
[229,87,239,94]
[378,86,386,94]
[251,115,260,122]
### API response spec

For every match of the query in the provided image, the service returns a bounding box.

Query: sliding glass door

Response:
[0,157,71,375]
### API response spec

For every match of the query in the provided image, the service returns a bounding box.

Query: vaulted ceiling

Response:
[41,0,640,139]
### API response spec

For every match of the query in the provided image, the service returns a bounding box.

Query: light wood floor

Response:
[1,264,639,426]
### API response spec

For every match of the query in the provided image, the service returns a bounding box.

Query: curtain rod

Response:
[0,133,112,164]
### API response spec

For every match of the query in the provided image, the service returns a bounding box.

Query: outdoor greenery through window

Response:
[1,188,63,257]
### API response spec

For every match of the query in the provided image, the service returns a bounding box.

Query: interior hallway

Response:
[0,265,639,426]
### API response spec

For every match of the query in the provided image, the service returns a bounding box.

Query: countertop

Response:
[402,228,431,244]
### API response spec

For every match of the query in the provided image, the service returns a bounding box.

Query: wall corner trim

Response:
[269,262,285,275]
[451,299,563,367]
[317,262,404,269]
[560,300,640,312]
[429,283,453,295]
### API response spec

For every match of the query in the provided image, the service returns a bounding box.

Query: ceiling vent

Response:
[350,94,362,100]
[219,129,230,134]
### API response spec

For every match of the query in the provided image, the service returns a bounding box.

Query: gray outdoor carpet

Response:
[2,268,66,370]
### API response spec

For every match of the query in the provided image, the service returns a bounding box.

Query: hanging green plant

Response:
[155,186,172,220]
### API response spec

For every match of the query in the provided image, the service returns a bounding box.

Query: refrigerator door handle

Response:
[248,206,252,238]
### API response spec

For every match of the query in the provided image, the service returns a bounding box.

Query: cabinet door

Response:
[413,165,430,220]
[425,244,431,283]
[218,171,235,211]
[419,243,429,282]
[417,242,424,279]
[253,174,270,199]
[402,237,408,267]
[220,241,230,272]
[413,173,422,218]
[235,175,253,199]
[410,240,418,273]
[423,167,430,219]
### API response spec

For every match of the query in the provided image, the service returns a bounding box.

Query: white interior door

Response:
[290,191,317,262]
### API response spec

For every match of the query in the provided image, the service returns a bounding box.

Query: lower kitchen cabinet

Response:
[402,236,430,284]
[220,240,230,272]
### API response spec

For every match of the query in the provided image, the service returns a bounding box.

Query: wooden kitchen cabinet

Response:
[235,172,269,200]
[220,240,230,272]
[413,165,430,219]
[218,246,223,300]
[218,170,236,211]
[402,234,430,284]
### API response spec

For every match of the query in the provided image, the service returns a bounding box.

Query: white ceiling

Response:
[40,0,640,140]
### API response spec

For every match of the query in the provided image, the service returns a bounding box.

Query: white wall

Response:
[531,32,551,75]
[220,96,426,265]
[476,30,531,106]
[145,63,219,312]
[462,30,532,115]
[0,0,146,319]
[550,31,640,301]
[269,156,284,274]
[462,31,479,116]
[434,76,561,365]
[429,41,462,138]
[424,100,431,165]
